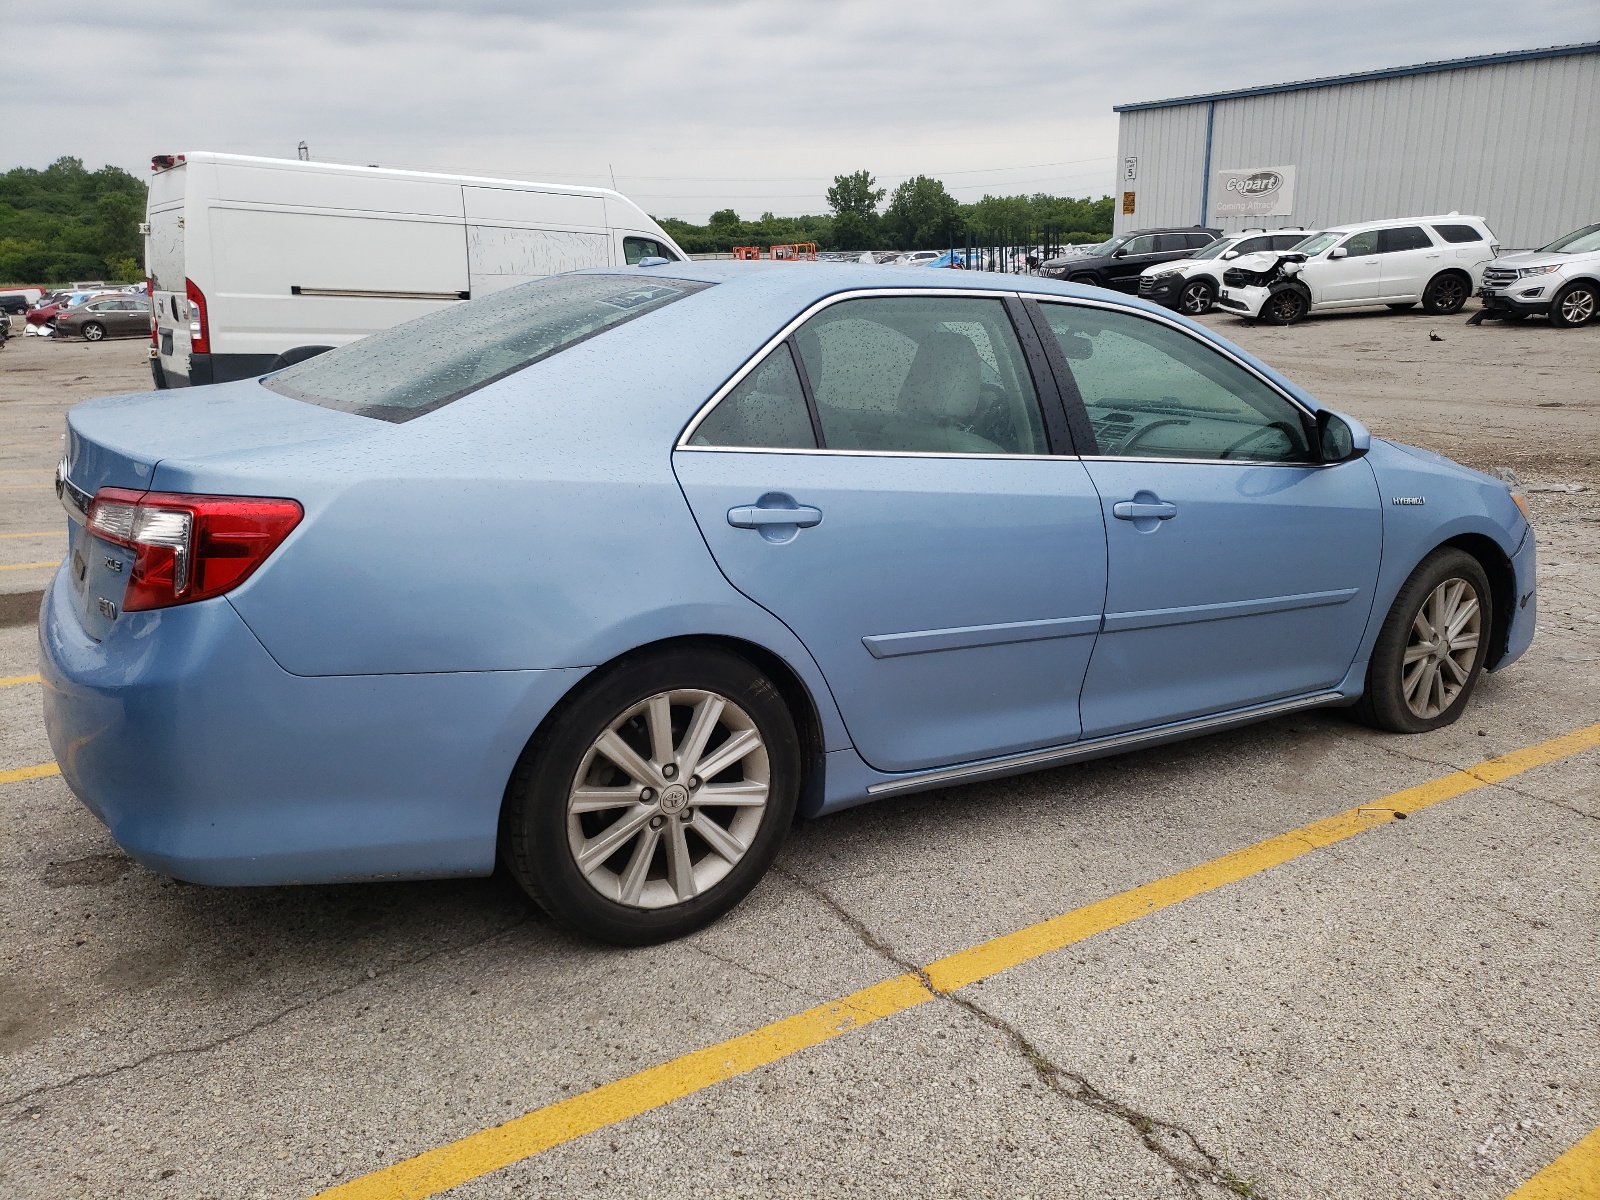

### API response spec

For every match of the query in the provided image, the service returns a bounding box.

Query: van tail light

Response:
[148,278,158,345]
[87,488,302,611]
[185,278,210,354]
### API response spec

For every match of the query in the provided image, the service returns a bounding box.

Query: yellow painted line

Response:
[0,674,42,687]
[0,762,59,785]
[312,722,1600,1200]
[0,561,60,571]
[0,531,61,539]
[1505,1125,1600,1198]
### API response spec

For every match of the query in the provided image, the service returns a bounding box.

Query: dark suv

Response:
[1041,227,1221,292]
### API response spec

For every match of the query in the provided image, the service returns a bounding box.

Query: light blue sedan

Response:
[40,265,1536,942]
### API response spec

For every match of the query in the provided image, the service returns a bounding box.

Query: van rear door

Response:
[146,196,188,383]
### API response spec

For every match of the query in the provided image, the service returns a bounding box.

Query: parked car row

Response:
[19,284,151,341]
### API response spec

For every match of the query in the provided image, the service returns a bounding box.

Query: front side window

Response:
[791,296,1048,455]
[1037,303,1313,463]
[1270,234,1309,250]
[688,343,816,450]
[264,274,709,421]
[624,236,679,264]
[1233,237,1273,255]
[1378,226,1434,253]
[1432,224,1483,244]
[1191,239,1235,261]
[1293,232,1338,255]
[1341,230,1379,256]
[1120,235,1158,255]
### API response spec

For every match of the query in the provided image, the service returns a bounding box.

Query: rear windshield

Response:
[263,273,710,421]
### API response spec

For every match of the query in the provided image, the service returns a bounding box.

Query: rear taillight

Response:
[148,278,158,345]
[185,278,210,354]
[87,487,302,611]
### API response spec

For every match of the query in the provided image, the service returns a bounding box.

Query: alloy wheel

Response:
[83,322,105,341]
[1180,281,1213,315]
[1431,277,1466,311]
[1557,287,1596,325]
[1402,578,1481,719]
[566,688,769,909]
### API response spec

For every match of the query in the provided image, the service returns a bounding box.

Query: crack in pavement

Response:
[684,938,806,995]
[2,913,533,1114]
[772,864,1261,1199]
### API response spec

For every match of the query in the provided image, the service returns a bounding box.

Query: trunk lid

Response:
[60,379,374,641]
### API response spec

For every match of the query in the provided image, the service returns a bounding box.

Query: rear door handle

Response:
[1112,501,1177,521]
[728,494,823,531]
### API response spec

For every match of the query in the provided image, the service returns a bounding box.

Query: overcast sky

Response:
[3,1,1595,221]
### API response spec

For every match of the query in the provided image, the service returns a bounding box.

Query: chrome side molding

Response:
[865,690,1347,797]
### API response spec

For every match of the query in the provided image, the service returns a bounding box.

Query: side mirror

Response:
[1112,249,1127,258]
[1329,247,1348,259]
[1221,250,1238,260]
[1317,410,1370,463]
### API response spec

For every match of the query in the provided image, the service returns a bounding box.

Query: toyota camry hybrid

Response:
[40,264,1536,943]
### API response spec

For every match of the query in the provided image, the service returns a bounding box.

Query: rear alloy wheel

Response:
[501,647,800,943]
[1550,281,1598,328]
[81,321,106,342]
[1422,274,1469,315]
[1351,549,1492,734]
[1178,279,1216,316]
[1260,289,1308,325]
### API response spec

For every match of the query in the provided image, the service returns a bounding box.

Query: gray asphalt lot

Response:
[1,306,1597,1199]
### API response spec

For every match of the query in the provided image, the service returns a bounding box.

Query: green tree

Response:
[825,170,884,251]
[884,175,961,250]
[0,156,148,284]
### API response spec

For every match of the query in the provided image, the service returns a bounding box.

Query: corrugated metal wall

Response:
[1114,50,1598,247]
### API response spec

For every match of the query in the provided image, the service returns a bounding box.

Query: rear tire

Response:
[1350,548,1492,734]
[81,321,105,342]
[1260,289,1308,326]
[1549,281,1598,328]
[500,646,800,944]
[1178,279,1216,316]
[1422,273,1469,315]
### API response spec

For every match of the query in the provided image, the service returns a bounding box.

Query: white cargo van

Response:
[144,152,686,388]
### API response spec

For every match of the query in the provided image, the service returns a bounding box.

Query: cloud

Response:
[1,0,1593,219]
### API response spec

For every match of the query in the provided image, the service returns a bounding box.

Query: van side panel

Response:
[208,206,471,356]
[463,186,612,294]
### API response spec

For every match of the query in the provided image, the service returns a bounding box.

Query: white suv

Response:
[1476,222,1600,327]
[1137,228,1311,315]
[1216,214,1498,325]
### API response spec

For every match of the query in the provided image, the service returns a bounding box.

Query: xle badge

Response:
[1391,497,1426,506]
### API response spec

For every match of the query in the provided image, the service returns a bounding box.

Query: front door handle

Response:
[728,503,823,529]
[1112,500,1177,521]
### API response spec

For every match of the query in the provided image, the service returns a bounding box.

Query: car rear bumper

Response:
[38,566,588,885]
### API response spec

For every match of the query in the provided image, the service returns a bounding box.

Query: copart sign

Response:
[1214,165,1296,217]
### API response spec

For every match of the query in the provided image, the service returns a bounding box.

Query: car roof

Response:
[1323,214,1488,233]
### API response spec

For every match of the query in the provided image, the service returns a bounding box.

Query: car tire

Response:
[500,645,801,944]
[1260,288,1308,326]
[1067,273,1100,288]
[1350,548,1493,735]
[1549,281,1598,328]
[1386,302,1417,311]
[1178,279,1215,316]
[81,321,105,341]
[1421,273,1469,315]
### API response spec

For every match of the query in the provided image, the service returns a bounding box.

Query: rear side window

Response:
[791,296,1048,455]
[264,274,710,421]
[1431,224,1483,244]
[624,237,679,264]
[689,343,816,450]
[1184,233,1217,249]
[1270,234,1307,249]
[1379,226,1434,253]
[1154,234,1191,252]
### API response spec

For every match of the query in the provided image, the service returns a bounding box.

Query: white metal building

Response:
[1112,43,1598,248]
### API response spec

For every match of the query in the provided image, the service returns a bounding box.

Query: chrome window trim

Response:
[675,287,1061,456]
